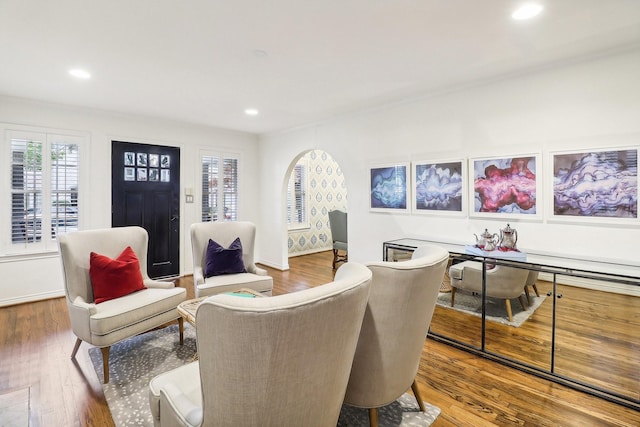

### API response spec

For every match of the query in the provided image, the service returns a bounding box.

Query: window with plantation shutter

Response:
[201,152,239,222]
[287,160,309,229]
[6,128,83,253]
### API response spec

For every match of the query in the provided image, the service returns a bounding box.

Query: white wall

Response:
[257,48,640,273]
[0,96,260,306]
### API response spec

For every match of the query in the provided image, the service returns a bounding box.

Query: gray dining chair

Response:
[328,210,348,269]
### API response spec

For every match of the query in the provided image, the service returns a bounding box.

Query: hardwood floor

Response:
[0,250,638,426]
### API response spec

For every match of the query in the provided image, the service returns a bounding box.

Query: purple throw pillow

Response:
[204,237,247,277]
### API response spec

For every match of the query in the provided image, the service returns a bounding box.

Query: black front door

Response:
[111,141,180,278]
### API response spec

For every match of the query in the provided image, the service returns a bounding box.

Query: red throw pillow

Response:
[89,246,146,304]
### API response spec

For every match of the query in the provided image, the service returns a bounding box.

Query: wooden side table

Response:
[177,288,265,327]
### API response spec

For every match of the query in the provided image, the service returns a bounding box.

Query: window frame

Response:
[287,158,310,231]
[199,150,241,222]
[2,125,87,256]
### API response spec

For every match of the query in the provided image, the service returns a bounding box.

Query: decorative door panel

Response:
[112,141,180,278]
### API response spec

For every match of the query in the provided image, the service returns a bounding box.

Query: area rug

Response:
[436,290,546,327]
[89,324,440,426]
[337,394,440,426]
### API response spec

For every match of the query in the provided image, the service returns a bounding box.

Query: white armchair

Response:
[190,221,273,297]
[149,262,372,427]
[58,226,186,383]
[343,245,449,427]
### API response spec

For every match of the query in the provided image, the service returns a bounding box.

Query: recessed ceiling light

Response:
[512,3,543,20]
[69,68,91,79]
[252,49,268,58]
[244,108,259,116]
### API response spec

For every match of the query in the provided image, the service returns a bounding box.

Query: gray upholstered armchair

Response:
[343,245,449,427]
[449,260,530,322]
[149,262,372,427]
[57,226,186,383]
[190,221,273,297]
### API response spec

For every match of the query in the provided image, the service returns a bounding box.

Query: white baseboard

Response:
[288,248,331,258]
[256,259,289,271]
[0,290,65,307]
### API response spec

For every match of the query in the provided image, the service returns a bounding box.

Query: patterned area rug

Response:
[89,324,440,426]
[436,290,546,327]
[338,394,440,426]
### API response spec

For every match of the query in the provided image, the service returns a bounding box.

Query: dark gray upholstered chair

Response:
[328,210,348,269]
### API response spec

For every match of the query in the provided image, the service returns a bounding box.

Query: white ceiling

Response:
[1,0,640,135]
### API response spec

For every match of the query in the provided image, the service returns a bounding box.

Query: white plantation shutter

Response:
[222,158,238,221]
[50,140,79,238]
[7,129,82,252]
[201,155,219,221]
[201,153,239,222]
[287,160,308,229]
[11,136,43,244]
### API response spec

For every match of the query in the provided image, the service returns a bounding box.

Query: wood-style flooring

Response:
[0,250,638,426]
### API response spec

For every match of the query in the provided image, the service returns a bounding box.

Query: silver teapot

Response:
[474,228,498,250]
[498,223,518,250]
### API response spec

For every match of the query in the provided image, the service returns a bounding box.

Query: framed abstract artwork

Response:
[412,159,465,215]
[549,147,638,223]
[470,154,541,219]
[369,162,409,212]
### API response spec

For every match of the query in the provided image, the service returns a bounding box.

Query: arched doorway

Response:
[284,149,347,258]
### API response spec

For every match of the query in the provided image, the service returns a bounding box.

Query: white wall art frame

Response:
[369,162,410,213]
[412,158,466,216]
[469,153,542,220]
[548,146,638,225]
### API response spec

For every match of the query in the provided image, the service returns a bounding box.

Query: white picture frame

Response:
[369,162,410,213]
[412,158,466,216]
[469,153,542,220]
[548,147,638,224]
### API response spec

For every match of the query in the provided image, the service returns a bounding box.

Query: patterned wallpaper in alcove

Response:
[288,150,348,256]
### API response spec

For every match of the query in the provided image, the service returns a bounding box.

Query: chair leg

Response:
[368,408,379,427]
[178,317,184,345]
[101,346,111,383]
[505,300,513,322]
[71,337,82,359]
[332,249,338,270]
[524,285,532,306]
[411,379,426,412]
[532,283,540,297]
[518,295,528,310]
[450,287,456,307]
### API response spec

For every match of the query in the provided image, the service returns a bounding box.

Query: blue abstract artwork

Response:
[414,161,463,212]
[370,164,408,210]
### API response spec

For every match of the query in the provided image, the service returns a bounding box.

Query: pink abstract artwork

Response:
[473,156,537,214]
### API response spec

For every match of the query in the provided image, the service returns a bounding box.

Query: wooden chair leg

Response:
[100,346,111,383]
[71,337,82,359]
[524,285,532,306]
[332,249,338,270]
[450,287,456,307]
[505,300,513,323]
[411,379,426,412]
[532,283,540,297]
[518,295,528,310]
[368,407,379,427]
[178,317,184,345]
